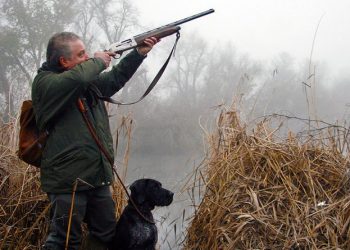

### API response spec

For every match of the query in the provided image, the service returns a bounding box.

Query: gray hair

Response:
[46,32,81,69]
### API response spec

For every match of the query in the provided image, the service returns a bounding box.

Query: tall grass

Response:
[0,114,132,249]
[184,106,350,249]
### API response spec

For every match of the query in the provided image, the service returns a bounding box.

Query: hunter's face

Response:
[60,39,89,70]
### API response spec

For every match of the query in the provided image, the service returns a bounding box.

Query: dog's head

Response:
[129,178,174,210]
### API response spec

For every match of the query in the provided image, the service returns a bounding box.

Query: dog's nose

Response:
[161,190,174,206]
[168,191,174,203]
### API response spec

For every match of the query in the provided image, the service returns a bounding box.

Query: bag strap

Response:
[76,98,155,224]
[93,32,180,106]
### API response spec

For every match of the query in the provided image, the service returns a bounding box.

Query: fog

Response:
[135,0,350,79]
[1,0,350,249]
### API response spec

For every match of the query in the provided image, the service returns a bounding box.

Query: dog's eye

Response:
[153,183,161,189]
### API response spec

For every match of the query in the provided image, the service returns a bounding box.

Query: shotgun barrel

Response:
[108,9,215,54]
[135,9,215,40]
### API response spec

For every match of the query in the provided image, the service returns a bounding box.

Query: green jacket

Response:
[32,50,145,193]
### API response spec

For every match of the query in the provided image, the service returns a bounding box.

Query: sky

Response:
[134,0,350,79]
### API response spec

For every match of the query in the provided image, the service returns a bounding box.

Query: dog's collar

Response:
[127,201,156,224]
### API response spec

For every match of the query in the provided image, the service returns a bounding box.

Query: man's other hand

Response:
[94,51,116,68]
[137,37,159,56]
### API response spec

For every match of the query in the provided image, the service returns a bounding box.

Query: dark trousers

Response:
[44,186,116,250]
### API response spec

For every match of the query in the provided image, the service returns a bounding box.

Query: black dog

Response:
[110,178,174,250]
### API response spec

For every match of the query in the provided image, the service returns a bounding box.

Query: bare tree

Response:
[73,0,139,52]
[91,0,139,45]
[0,0,141,120]
[73,1,96,52]
[166,34,208,107]
[0,0,75,120]
[202,42,261,110]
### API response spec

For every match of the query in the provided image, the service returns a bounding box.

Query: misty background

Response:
[1,0,350,249]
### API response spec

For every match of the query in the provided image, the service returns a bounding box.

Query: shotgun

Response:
[107,9,215,55]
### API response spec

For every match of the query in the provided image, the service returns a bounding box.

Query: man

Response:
[32,32,159,249]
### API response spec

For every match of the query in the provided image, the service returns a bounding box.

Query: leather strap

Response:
[94,32,180,106]
[77,98,155,224]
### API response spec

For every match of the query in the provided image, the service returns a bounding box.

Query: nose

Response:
[169,191,174,199]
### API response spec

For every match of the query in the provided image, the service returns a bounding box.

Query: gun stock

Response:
[107,9,214,54]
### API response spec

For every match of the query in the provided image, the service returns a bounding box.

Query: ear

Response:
[59,56,69,69]
[130,181,145,205]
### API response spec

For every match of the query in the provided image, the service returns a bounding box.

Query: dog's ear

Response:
[130,180,146,205]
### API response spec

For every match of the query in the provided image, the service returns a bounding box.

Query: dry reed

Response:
[184,107,350,249]
[0,115,132,250]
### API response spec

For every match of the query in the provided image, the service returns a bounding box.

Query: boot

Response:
[80,234,108,250]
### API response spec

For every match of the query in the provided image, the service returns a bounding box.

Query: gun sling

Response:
[95,32,180,106]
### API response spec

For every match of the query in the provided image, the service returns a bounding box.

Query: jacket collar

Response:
[38,62,65,73]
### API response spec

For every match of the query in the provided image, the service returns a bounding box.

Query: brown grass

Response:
[0,115,132,249]
[3,103,350,249]
[184,107,350,249]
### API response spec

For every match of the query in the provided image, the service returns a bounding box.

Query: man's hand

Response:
[137,37,159,56]
[94,51,117,68]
